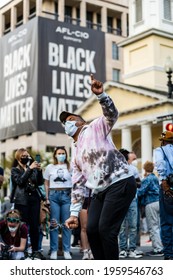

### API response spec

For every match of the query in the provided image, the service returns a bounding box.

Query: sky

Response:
[0,0,11,8]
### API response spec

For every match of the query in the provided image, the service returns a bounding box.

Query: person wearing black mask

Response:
[10,148,46,259]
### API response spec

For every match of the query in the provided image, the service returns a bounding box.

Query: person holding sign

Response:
[59,74,136,260]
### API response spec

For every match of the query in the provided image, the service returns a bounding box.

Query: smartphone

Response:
[35,154,41,163]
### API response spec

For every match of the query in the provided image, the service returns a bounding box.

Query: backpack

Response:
[40,201,50,239]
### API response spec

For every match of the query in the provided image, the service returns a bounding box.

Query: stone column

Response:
[11,6,17,31]
[101,6,107,32]
[121,127,132,151]
[58,0,64,21]
[0,13,5,37]
[36,0,43,17]
[141,123,152,166]
[23,0,29,24]
[80,0,86,27]
[121,12,128,37]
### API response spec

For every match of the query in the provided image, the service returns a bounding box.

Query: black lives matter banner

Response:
[37,17,105,133]
[0,18,38,140]
[0,17,105,140]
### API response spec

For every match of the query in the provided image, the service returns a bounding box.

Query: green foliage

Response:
[0,150,53,199]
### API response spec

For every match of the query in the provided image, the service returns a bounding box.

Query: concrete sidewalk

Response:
[41,233,164,260]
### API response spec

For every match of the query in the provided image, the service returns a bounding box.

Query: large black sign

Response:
[0,18,38,140]
[0,17,105,140]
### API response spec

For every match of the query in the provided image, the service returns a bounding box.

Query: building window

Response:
[135,0,142,22]
[163,0,172,21]
[29,0,36,18]
[65,6,72,23]
[112,42,119,60]
[46,146,54,153]
[107,16,113,33]
[112,69,120,82]
[86,11,93,29]
[4,10,11,34]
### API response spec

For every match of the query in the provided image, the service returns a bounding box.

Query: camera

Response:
[0,245,12,260]
[167,174,173,190]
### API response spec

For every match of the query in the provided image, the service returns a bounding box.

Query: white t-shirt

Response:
[43,164,72,189]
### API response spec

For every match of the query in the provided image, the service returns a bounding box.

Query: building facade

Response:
[0,0,173,199]
[0,0,129,161]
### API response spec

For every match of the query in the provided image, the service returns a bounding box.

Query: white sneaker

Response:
[88,249,94,260]
[82,250,89,260]
[135,249,143,255]
[64,251,72,260]
[128,250,143,258]
[50,251,57,260]
[119,250,127,258]
[27,246,32,254]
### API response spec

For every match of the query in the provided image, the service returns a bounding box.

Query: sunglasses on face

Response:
[7,217,20,223]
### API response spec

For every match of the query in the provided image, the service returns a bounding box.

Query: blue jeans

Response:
[49,190,71,252]
[119,197,138,251]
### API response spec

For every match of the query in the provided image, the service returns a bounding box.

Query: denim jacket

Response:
[137,173,160,206]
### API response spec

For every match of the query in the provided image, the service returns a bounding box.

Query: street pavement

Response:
[41,233,164,261]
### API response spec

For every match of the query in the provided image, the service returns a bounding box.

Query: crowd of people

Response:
[0,75,173,260]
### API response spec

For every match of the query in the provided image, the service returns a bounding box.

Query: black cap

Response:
[59,111,81,124]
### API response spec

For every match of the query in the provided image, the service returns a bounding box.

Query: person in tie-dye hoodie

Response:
[59,74,137,260]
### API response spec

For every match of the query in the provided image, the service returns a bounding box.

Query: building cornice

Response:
[75,81,173,123]
[118,28,173,47]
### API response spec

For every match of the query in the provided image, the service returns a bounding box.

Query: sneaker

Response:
[88,249,94,260]
[50,251,57,260]
[38,248,44,252]
[27,246,32,254]
[32,251,46,260]
[164,256,173,260]
[82,250,89,260]
[64,251,72,260]
[147,250,164,257]
[128,250,143,258]
[134,249,143,255]
[119,250,127,258]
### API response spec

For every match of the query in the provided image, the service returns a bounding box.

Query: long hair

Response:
[14,148,27,162]
[53,146,70,170]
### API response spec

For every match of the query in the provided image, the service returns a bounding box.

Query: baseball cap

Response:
[59,111,83,124]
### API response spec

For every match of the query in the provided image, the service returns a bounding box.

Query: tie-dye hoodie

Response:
[70,92,133,216]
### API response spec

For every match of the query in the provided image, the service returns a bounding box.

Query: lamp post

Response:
[164,56,173,98]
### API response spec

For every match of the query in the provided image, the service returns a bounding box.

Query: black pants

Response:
[27,192,40,252]
[87,176,136,260]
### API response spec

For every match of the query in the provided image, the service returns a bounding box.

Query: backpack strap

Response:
[161,147,173,171]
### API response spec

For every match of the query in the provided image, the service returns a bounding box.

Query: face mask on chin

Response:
[65,121,78,137]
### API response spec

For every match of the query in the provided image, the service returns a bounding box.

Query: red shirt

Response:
[0,220,28,246]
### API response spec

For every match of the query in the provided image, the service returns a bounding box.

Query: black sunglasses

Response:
[7,217,20,223]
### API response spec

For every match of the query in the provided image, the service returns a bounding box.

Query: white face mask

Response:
[131,159,138,167]
[8,226,18,233]
[65,121,78,137]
